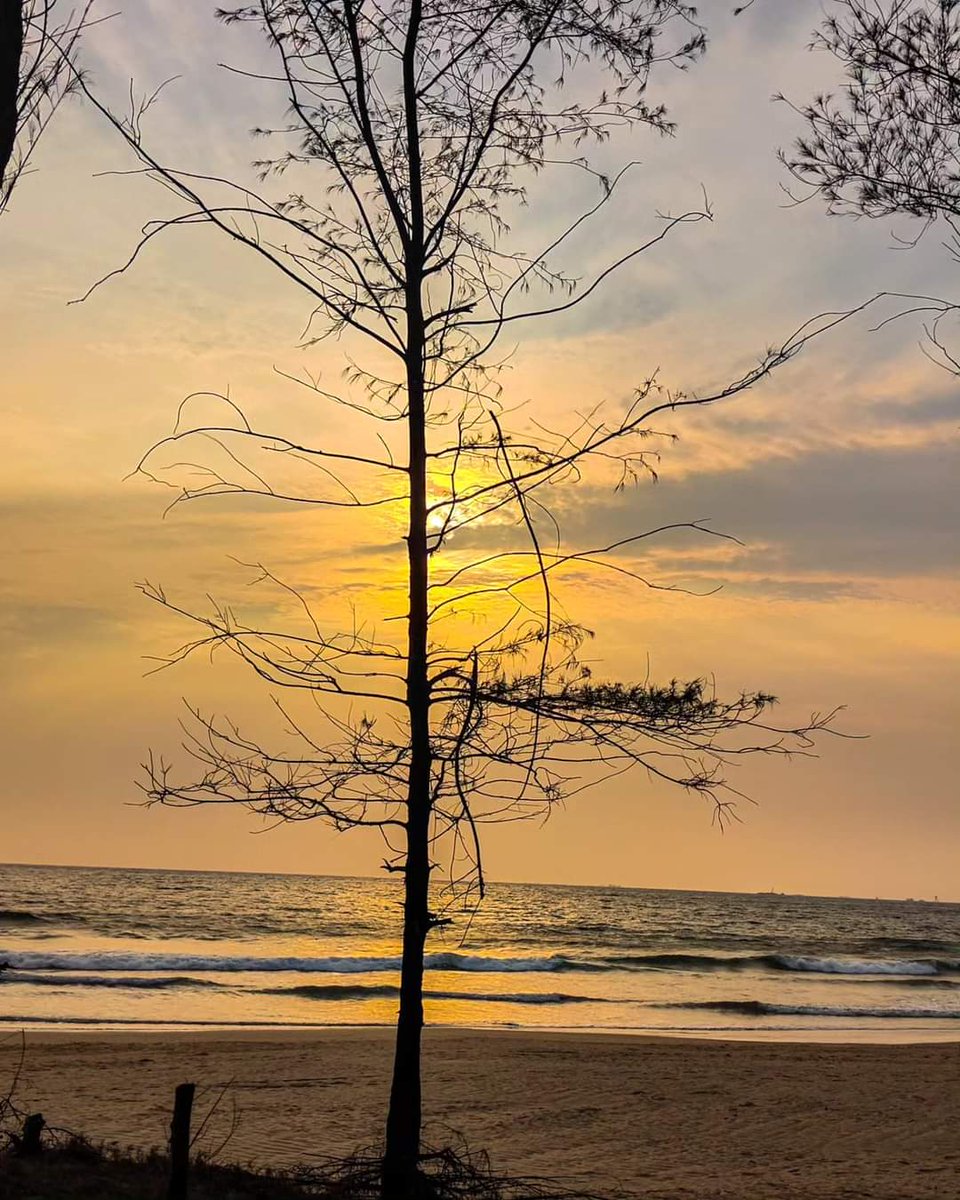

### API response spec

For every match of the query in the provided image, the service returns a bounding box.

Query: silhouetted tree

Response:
[785,0,960,221]
[782,0,960,366]
[0,0,88,211]
[76,3,869,1192]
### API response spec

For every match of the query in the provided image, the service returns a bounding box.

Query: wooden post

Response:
[168,1082,196,1200]
[19,1113,45,1156]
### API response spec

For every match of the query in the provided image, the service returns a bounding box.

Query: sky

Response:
[1,0,958,900]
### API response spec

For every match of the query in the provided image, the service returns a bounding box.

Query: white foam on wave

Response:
[0,950,578,975]
[775,955,940,976]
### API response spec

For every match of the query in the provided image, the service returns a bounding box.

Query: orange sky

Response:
[1,0,958,900]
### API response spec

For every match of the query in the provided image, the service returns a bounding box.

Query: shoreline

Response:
[3,1027,959,1197]
[3,1020,959,1045]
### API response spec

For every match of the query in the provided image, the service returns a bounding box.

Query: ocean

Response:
[2,863,959,1040]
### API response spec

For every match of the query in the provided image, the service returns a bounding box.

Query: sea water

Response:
[1,863,959,1039]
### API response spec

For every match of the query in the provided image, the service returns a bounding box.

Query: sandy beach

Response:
[2,1028,957,1198]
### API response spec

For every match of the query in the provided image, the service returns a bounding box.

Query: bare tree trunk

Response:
[0,0,24,183]
[383,291,431,1193]
[382,5,430,1192]
[382,774,431,1194]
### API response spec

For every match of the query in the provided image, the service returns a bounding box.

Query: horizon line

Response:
[1,860,955,907]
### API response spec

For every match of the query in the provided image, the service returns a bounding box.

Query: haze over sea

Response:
[2,863,959,1041]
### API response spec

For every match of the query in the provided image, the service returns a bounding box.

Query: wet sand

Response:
[2,1028,958,1198]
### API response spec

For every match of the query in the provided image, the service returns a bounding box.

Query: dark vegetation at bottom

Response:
[0,1131,618,1200]
[1,1134,315,1200]
[2,1044,615,1199]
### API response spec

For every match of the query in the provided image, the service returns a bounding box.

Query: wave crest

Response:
[604,951,960,977]
[0,910,50,926]
[661,999,960,1020]
[0,950,592,975]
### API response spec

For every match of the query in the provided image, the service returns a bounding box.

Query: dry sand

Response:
[2,1029,958,1199]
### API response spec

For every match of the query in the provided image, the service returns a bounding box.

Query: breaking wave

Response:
[3,948,958,978]
[265,983,597,1005]
[0,972,225,990]
[604,952,960,977]
[0,910,52,926]
[262,983,400,1000]
[660,999,960,1020]
[0,950,595,975]
[772,955,954,977]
